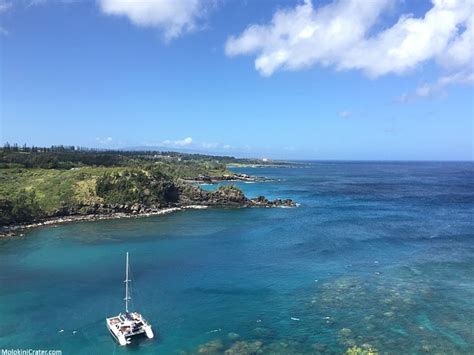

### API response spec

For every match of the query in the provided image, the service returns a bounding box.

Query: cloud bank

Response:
[225,0,474,78]
[99,0,212,40]
[158,137,233,152]
[96,136,113,145]
[161,136,194,147]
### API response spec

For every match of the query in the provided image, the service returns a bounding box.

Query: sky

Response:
[0,0,473,160]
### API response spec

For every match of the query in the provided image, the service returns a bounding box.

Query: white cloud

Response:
[0,1,11,36]
[158,137,235,151]
[339,110,351,118]
[27,0,47,6]
[438,14,474,69]
[96,136,113,144]
[398,70,474,102]
[200,141,219,149]
[0,0,11,13]
[225,0,474,78]
[161,136,193,147]
[98,0,212,40]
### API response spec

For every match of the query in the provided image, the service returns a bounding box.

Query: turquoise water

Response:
[0,162,473,354]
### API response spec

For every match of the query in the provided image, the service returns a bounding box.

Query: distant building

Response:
[262,158,269,162]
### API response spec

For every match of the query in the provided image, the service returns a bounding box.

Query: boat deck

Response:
[106,312,153,345]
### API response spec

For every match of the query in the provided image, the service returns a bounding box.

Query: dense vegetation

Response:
[0,144,264,170]
[0,189,42,225]
[0,146,268,227]
[95,169,179,205]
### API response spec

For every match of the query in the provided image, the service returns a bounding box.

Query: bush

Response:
[95,169,179,205]
[0,189,43,226]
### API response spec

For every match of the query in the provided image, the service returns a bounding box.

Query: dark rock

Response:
[131,203,140,212]
[197,174,213,183]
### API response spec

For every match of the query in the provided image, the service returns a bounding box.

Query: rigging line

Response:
[128,255,137,311]
[129,260,147,312]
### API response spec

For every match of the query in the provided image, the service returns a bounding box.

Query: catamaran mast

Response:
[124,252,131,313]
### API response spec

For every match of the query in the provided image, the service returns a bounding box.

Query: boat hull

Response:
[144,325,154,339]
[106,313,154,346]
[106,319,127,346]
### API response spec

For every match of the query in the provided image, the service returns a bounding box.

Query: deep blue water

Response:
[0,162,473,354]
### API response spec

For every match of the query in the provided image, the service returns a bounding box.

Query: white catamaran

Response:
[106,252,154,346]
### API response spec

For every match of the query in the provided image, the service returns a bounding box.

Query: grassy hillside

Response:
[0,147,243,226]
[0,167,125,214]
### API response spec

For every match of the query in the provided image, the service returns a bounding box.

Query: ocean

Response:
[0,161,473,354]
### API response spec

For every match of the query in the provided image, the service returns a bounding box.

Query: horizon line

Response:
[1,143,472,163]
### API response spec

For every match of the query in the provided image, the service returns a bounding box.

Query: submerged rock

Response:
[227,332,240,341]
[225,340,263,355]
[345,345,379,355]
[197,339,224,354]
[311,343,328,352]
[339,328,353,337]
[253,326,273,338]
[261,341,306,355]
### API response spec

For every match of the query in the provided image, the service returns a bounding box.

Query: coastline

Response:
[1,169,297,239]
[183,172,263,184]
[0,205,208,238]
[0,200,297,238]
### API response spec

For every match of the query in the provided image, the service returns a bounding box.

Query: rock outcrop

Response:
[178,182,296,208]
[248,195,296,208]
[191,173,260,183]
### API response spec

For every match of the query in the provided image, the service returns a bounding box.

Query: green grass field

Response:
[0,167,127,213]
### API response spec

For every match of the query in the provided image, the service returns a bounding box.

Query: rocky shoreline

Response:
[0,207,185,238]
[1,172,297,238]
[0,194,297,238]
[185,173,262,184]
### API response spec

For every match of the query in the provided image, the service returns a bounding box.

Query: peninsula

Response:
[0,145,296,236]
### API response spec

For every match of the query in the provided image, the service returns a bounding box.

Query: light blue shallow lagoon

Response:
[0,162,473,354]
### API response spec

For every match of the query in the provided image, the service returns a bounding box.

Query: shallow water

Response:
[0,162,473,354]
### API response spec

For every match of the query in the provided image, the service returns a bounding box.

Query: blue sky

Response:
[0,0,473,160]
